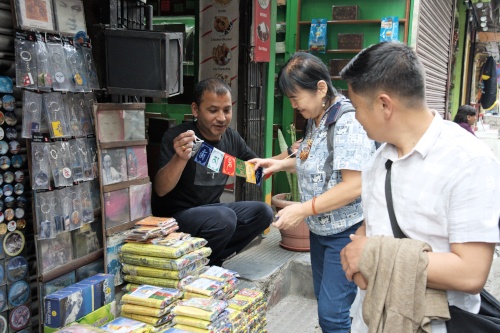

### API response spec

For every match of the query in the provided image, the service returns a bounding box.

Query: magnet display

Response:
[13,184,23,196]
[7,141,19,155]
[7,280,29,307]
[3,196,13,208]
[15,220,25,230]
[9,304,30,331]
[6,222,14,233]
[0,142,7,155]
[11,155,22,169]
[3,112,16,127]
[14,209,24,220]
[2,173,13,184]
[0,157,9,171]
[3,209,13,222]
[3,231,24,257]
[1,95,14,112]
[6,256,27,282]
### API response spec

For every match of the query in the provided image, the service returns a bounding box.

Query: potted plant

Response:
[271,124,310,252]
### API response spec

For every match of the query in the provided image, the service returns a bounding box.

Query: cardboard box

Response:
[44,274,115,330]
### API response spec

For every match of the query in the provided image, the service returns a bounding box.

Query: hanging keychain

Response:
[14,32,37,89]
[69,140,83,182]
[49,143,61,187]
[70,190,82,230]
[81,188,93,223]
[35,32,53,91]
[32,144,49,189]
[39,196,52,239]
[77,138,92,180]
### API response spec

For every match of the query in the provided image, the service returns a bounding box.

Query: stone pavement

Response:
[224,227,500,333]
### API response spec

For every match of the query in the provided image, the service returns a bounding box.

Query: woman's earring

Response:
[194,117,197,122]
[322,99,326,109]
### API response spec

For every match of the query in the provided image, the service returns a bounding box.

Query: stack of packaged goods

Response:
[120,233,211,289]
[182,266,239,300]
[54,323,110,332]
[125,216,179,242]
[119,284,183,331]
[171,298,230,333]
[101,316,153,333]
[227,289,268,332]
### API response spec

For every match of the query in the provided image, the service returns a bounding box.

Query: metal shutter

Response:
[414,0,455,117]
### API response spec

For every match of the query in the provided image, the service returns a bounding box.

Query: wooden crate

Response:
[329,59,351,77]
[338,33,363,49]
[332,5,359,20]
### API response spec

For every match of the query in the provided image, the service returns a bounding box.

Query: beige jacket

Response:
[359,235,450,333]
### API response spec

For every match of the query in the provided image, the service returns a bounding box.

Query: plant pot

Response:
[271,193,310,252]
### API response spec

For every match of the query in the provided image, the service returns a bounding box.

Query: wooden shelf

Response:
[298,49,362,54]
[99,139,148,149]
[298,19,407,25]
[102,176,150,193]
[40,249,104,282]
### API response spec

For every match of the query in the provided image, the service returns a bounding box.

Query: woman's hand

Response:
[248,157,285,176]
[273,203,308,230]
[174,130,196,160]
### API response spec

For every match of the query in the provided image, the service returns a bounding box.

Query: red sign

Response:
[253,0,271,62]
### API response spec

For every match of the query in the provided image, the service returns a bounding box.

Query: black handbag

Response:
[384,159,500,332]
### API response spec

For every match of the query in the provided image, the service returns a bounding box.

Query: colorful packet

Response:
[121,285,182,309]
[172,298,228,322]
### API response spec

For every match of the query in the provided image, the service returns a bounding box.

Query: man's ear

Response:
[378,94,394,120]
[191,102,198,118]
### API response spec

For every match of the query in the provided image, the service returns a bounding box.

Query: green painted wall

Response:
[450,1,468,119]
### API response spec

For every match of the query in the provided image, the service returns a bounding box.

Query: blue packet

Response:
[309,19,327,53]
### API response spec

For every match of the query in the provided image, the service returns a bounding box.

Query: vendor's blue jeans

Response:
[310,222,361,333]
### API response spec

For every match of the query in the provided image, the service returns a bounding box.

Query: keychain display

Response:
[14,35,37,89]
[81,44,99,90]
[46,34,72,92]
[43,92,71,139]
[21,90,43,138]
[63,39,88,92]
[48,141,73,188]
[31,142,50,190]
[35,32,53,91]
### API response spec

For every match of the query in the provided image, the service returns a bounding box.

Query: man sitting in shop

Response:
[152,78,273,266]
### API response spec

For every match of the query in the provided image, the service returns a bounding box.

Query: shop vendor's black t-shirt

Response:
[152,121,257,217]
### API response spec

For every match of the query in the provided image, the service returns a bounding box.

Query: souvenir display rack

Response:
[94,103,151,288]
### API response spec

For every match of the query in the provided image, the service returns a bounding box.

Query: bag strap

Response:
[327,102,354,153]
[385,159,407,239]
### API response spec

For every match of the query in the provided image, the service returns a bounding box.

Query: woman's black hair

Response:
[278,52,337,103]
[453,105,476,123]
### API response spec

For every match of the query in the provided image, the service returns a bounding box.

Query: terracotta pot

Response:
[271,193,310,252]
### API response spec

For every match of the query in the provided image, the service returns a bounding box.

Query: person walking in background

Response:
[339,41,500,332]
[250,52,376,333]
[453,104,477,136]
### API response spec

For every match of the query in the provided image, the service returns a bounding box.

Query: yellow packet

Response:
[121,311,174,326]
[120,303,175,317]
[120,238,207,259]
[120,247,212,270]
[121,285,182,309]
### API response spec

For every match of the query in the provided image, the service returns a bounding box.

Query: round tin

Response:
[15,195,25,207]
[9,303,30,330]
[11,155,22,169]
[1,95,14,112]
[4,209,14,222]
[2,185,12,197]
[4,127,16,140]
[6,221,15,232]
[0,156,9,170]
[4,112,16,126]
[14,208,23,220]
[6,256,28,282]
[7,141,19,155]
[0,141,7,155]
[3,196,14,208]
[7,280,29,307]
[13,171,23,183]
[3,172,13,184]
[3,231,25,257]
[14,184,23,196]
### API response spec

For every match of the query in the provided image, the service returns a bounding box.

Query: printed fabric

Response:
[296,98,375,236]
